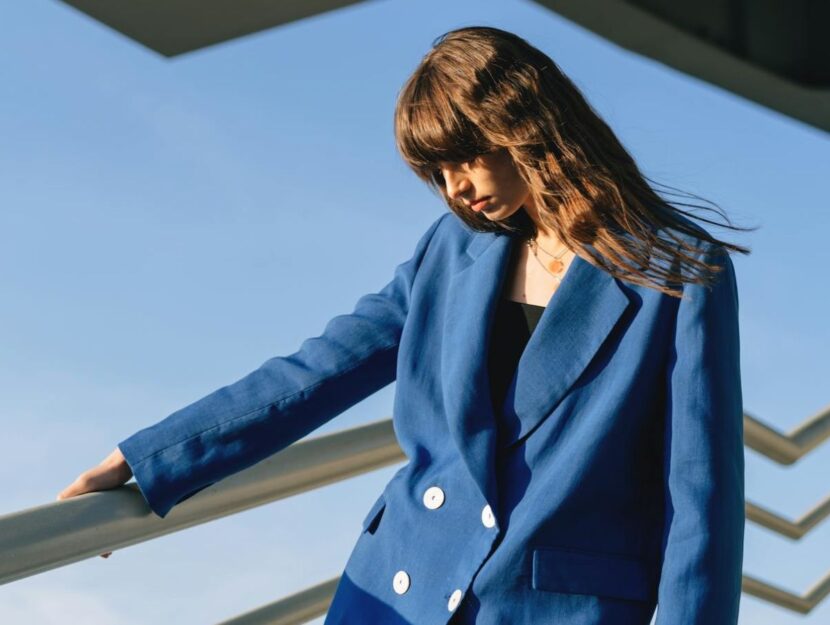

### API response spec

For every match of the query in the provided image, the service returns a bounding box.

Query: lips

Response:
[470,196,491,212]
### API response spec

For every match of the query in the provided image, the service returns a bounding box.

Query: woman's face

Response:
[436,148,532,221]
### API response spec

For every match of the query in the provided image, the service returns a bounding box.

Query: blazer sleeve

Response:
[655,242,745,624]
[117,212,448,519]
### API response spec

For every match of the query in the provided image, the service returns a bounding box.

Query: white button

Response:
[481,504,496,528]
[448,588,463,611]
[393,570,411,594]
[423,486,445,509]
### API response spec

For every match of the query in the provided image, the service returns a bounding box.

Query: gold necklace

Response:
[526,236,570,282]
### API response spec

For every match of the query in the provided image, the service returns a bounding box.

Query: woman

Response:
[58,26,755,624]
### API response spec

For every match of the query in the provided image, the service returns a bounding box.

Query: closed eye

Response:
[430,157,477,186]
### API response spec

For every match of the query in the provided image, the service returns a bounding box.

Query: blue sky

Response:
[2,1,829,623]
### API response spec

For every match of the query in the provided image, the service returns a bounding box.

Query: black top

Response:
[487,296,546,417]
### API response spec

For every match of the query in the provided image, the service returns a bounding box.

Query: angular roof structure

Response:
[58,0,829,133]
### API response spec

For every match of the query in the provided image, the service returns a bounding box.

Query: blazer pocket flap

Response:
[361,493,387,534]
[532,547,656,603]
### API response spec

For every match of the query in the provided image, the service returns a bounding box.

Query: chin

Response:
[490,205,518,220]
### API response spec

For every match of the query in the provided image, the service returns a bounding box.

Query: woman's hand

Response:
[56,446,134,558]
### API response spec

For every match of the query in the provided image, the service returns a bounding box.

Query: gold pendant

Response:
[547,259,564,273]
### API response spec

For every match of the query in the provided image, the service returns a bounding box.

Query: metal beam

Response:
[56,0,829,133]
[530,0,830,133]
[58,0,372,57]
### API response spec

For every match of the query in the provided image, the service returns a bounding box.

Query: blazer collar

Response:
[440,228,631,508]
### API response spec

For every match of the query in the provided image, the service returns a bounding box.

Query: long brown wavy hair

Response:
[393,26,757,298]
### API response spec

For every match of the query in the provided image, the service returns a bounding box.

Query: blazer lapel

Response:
[441,230,513,509]
[441,228,632,508]
[499,245,632,448]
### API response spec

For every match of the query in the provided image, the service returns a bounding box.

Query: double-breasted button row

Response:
[396,488,492,607]
[422,486,497,529]
[392,570,464,612]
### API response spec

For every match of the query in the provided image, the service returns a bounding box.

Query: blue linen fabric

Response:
[118,210,745,624]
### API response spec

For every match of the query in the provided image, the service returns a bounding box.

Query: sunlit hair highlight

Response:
[394,25,756,297]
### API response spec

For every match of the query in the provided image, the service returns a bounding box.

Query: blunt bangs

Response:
[395,67,494,185]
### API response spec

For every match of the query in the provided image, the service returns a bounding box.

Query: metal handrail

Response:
[742,571,830,614]
[744,403,830,464]
[0,418,404,586]
[214,577,339,625]
[4,410,830,621]
[746,496,830,539]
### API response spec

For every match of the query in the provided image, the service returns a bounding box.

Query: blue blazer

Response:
[118,211,745,625]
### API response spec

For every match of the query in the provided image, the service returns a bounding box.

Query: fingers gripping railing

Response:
[0,419,405,586]
[3,406,830,622]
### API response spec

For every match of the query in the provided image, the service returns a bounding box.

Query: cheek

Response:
[498,174,528,206]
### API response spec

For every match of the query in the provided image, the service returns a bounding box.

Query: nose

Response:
[443,168,471,201]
